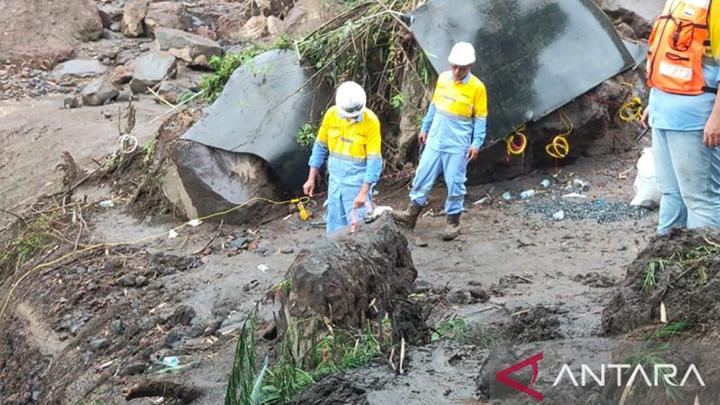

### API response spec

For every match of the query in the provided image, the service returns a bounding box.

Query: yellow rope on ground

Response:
[0,196,310,324]
[545,110,573,160]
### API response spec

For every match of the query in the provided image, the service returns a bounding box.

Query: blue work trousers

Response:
[409,147,468,215]
[325,180,372,233]
[653,128,720,234]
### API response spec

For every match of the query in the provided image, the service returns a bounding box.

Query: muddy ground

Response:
[1,111,668,403]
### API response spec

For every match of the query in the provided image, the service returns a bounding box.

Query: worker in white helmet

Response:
[394,42,488,240]
[304,81,383,233]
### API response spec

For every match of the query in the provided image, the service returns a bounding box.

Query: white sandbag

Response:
[631,147,661,208]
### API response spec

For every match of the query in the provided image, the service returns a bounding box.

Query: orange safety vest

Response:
[647,0,718,95]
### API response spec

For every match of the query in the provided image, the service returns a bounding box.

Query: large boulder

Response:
[155,28,223,64]
[129,52,177,93]
[0,0,103,65]
[121,0,149,38]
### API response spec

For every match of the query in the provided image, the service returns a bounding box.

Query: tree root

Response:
[122,381,203,403]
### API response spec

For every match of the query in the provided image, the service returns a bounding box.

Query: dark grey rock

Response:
[110,319,125,335]
[165,331,184,349]
[129,52,177,93]
[119,362,147,376]
[89,338,110,352]
[82,77,119,106]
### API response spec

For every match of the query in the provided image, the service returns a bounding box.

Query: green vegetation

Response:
[296,123,318,147]
[226,309,392,405]
[431,316,493,348]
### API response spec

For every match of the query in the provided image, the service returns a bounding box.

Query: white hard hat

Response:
[335,81,367,118]
[448,42,476,66]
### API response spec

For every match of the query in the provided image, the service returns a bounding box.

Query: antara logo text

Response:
[495,352,706,401]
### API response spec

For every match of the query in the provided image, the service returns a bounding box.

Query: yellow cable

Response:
[619,82,643,123]
[0,196,311,323]
[546,110,572,160]
[506,125,528,156]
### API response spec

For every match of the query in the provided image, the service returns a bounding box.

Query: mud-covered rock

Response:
[603,229,720,335]
[278,215,423,345]
[503,305,564,343]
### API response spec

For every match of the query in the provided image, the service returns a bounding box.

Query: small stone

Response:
[119,362,147,376]
[188,323,204,338]
[469,288,490,303]
[121,0,149,38]
[172,305,196,326]
[64,96,80,109]
[446,288,470,305]
[135,275,148,287]
[118,274,135,287]
[204,320,222,336]
[82,77,119,106]
[280,248,294,254]
[87,281,98,291]
[165,331,184,349]
[111,319,125,335]
[90,338,110,352]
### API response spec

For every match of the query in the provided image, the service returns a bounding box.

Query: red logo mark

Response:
[495,352,544,401]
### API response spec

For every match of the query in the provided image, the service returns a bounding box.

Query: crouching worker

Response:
[393,42,488,240]
[303,81,383,233]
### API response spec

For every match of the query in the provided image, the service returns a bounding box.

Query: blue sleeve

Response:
[308,142,328,169]
[421,104,436,133]
[364,157,383,184]
[471,117,487,149]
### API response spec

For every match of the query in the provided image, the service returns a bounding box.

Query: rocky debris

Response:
[524,196,651,223]
[98,4,123,29]
[155,28,223,65]
[1,64,59,100]
[446,288,470,305]
[109,65,134,86]
[81,77,119,106]
[284,0,339,36]
[129,52,177,93]
[194,26,218,41]
[156,81,186,104]
[121,0,149,38]
[0,0,102,65]
[165,330,184,349]
[217,14,249,42]
[469,287,490,302]
[240,16,270,40]
[145,2,194,34]
[603,229,720,335]
[51,59,107,81]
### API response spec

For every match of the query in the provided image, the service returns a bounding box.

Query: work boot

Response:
[392,202,424,230]
[441,213,461,241]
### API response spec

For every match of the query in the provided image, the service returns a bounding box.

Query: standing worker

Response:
[303,81,383,233]
[393,42,488,240]
[643,0,720,234]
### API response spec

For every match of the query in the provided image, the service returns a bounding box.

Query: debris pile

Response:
[603,229,720,335]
